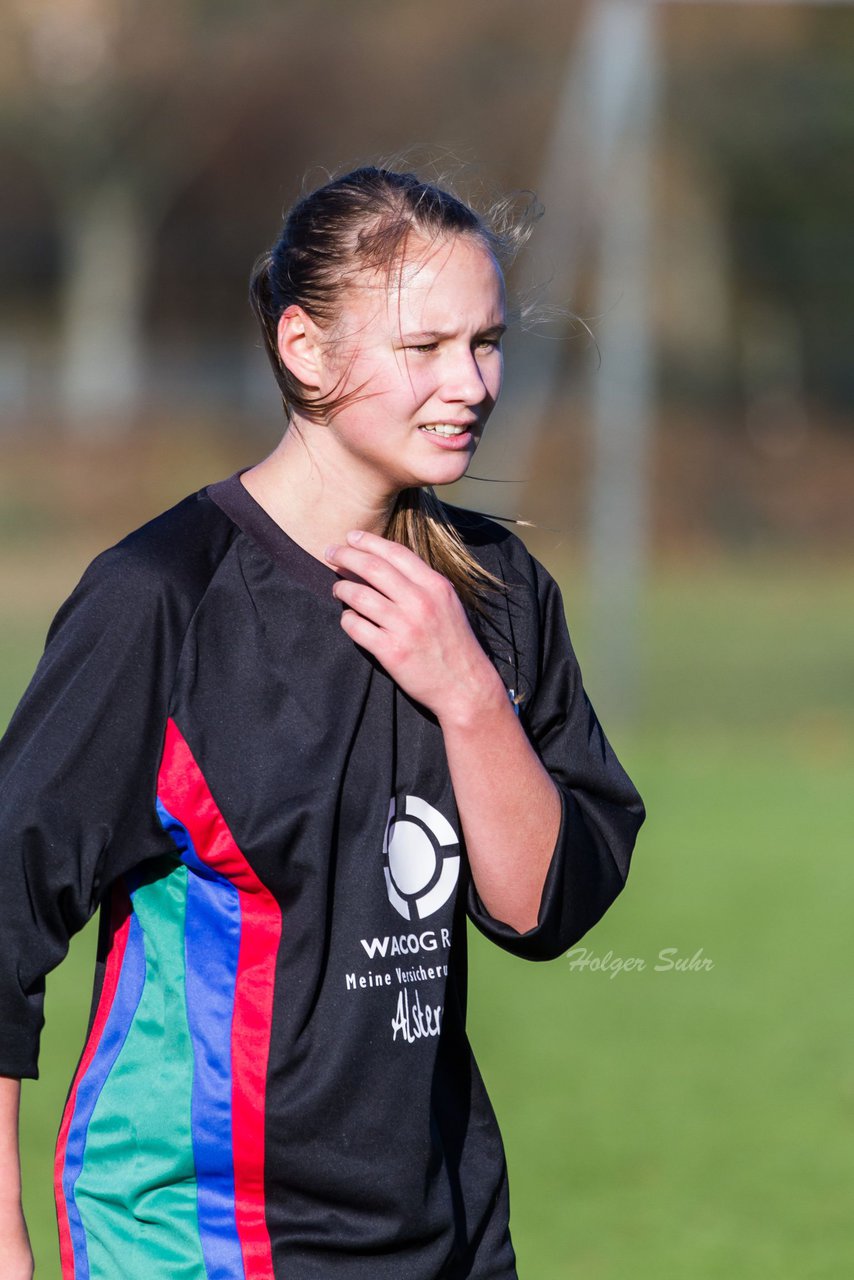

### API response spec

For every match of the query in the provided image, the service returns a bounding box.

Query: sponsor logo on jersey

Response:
[382,795,460,921]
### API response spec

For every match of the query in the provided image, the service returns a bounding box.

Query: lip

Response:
[418,426,476,451]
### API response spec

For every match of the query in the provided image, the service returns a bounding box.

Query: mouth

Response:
[417,423,477,451]
[418,423,472,437]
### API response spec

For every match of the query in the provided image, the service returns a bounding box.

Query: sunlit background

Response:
[1,2,851,1277]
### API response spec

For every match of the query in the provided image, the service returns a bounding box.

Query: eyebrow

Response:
[400,324,507,342]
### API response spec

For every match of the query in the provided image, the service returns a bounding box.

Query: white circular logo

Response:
[382,795,460,921]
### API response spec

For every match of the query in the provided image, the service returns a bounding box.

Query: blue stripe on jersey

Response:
[156,798,245,1280]
[62,908,147,1279]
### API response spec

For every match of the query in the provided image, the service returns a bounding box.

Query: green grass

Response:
[4,554,852,1279]
[468,730,852,1278]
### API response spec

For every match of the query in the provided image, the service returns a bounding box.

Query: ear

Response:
[276,306,324,390]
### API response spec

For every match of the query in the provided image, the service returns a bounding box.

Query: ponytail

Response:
[386,487,505,615]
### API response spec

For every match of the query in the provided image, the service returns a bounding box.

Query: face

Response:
[302,232,506,495]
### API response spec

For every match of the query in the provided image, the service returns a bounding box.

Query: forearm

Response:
[0,1076,32,1279]
[0,1077,23,1208]
[438,669,562,934]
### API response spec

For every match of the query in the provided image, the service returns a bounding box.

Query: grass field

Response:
[2,543,851,1280]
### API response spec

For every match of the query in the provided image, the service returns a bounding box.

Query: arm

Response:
[465,557,646,958]
[326,530,561,932]
[432,665,560,933]
[0,1077,33,1280]
[0,549,188,1079]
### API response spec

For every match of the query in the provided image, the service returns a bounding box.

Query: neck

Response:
[241,421,400,564]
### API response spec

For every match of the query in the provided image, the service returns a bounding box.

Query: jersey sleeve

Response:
[466,563,645,962]
[0,549,183,1078]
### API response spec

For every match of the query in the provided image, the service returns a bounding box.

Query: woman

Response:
[0,167,644,1279]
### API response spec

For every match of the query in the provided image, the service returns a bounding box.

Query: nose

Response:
[441,347,493,407]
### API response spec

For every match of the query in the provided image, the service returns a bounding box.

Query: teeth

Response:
[420,424,467,437]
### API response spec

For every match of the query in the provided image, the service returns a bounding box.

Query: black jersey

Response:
[0,474,644,1279]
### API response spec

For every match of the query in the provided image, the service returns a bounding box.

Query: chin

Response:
[411,456,476,490]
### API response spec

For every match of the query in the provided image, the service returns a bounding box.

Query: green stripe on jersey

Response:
[73,858,205,1279]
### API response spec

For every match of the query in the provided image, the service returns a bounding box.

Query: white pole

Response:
[586,0,660,723]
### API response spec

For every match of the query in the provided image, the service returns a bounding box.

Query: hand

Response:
[325,530,504,723]
[327,529,560,934]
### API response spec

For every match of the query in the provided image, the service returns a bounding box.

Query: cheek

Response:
[486,355,504,401]
[391,362,436,409]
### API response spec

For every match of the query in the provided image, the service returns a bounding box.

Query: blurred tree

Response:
[669,10,854,415]
[0,0,581,432]
[0,0,287,434]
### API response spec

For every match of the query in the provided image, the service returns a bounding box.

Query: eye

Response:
[405,343,438,353]
[475,337,502,353]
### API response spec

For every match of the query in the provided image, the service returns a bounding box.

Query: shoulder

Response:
[47,488,239,641]
[439,500,578,691]
[440,502,538,581]
[439,500,560,603]
[105,487,238,588]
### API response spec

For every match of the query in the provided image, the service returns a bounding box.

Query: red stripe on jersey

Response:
[157,717,281,1279]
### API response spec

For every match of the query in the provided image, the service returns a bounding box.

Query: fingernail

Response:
[324,545,338,560]
[347,530,364,542]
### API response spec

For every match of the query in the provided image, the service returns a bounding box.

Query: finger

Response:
[332,578,396,629]
[338,607,391,657]
[338,530,439,587]
[326,541,417,603]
